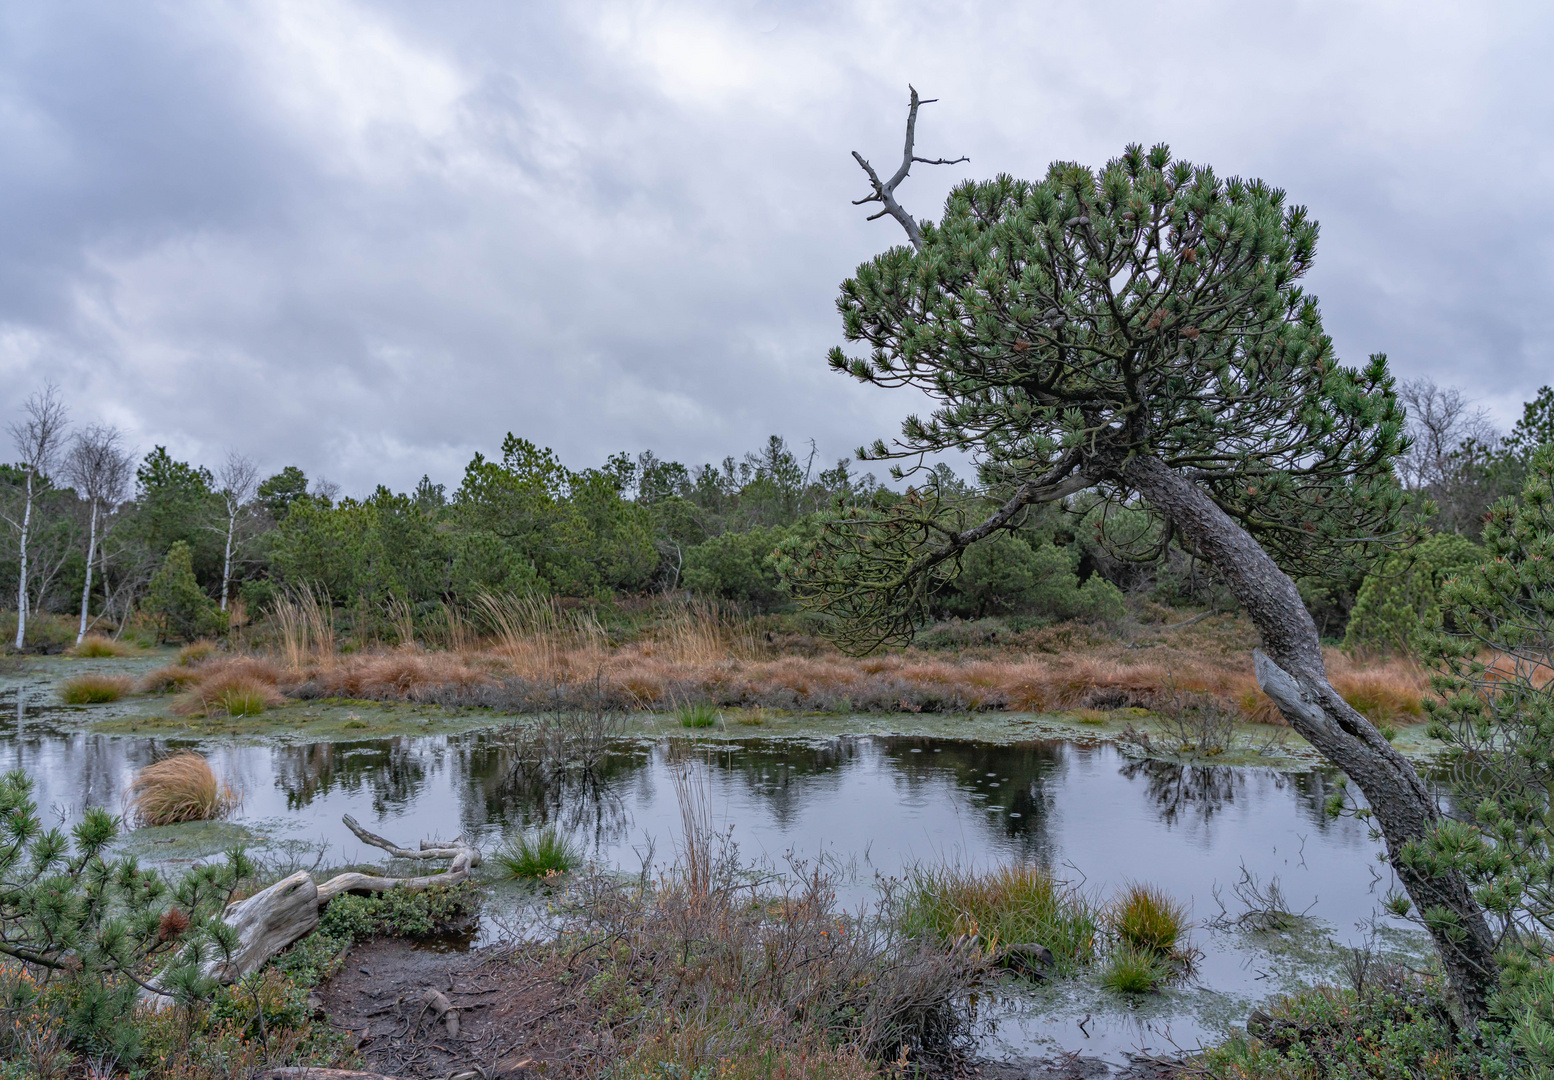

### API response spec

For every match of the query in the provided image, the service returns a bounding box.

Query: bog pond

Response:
[1,670,1431,1068]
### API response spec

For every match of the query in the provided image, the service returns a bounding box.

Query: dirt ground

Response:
[317,939,1192,1080]
[317,938,602,1079]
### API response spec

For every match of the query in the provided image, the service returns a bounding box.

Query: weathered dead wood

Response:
[417,986,460,1037]
[145,817,481,1008]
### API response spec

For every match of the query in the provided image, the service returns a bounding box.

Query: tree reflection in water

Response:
[273,737,432,815]
[1119,758,1250,826]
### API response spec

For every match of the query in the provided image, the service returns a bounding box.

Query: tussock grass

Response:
[495,826,583,879]
[677,701,720,728]
[138,665,201,694]
[900,863,1097,971]
[172,662,287,717]
[1100,943,1170,994]
[59,673,133,704]
[126,752,237,826]
[1108,881,1189,954]
[177,639,218,666]
[70,635,132,658]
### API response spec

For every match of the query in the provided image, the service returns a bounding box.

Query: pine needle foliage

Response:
[0,770,257,1064]
[786,142,1408,652]
[1413,446,1554,1065]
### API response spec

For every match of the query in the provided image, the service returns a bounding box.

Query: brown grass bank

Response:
[155,606,1429,727]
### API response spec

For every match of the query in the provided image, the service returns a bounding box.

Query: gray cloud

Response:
[1,0,1551,493]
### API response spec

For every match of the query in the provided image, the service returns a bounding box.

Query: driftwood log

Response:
[146,816,480,1006]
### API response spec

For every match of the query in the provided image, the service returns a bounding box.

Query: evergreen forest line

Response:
[3,377,1553,653]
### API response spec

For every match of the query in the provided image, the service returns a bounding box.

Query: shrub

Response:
[1421,447,1554,956]
[683,526,795,609]
[59,673,132,704]
[70,635,131,658]
[0,770,264,1069]
[1100,943,1169,994]
[1108,882,1188,954]
[942,532,1126,625]
[1200,972,1512,1078]
[677,701,720,728]
[125,752,237,826]
[495,826,583,879]
[143,542,227,644]
[1343,532,1483,655]
[899,863,1096,972]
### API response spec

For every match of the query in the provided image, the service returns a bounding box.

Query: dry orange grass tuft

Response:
[126,752,237,826]
[172,661,287,716]
[69,635,133,658]
[306,650,492,700]
[177,639,218,667]
[138,664,201,694]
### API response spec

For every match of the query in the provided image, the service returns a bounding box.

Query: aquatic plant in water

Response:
[677,701,719,728]
[1108,881,1189,954]
[59,673,133,704]
[900,863,1096,972]
[1100,943,1170,994]
[126,752,238,826]
[495,826,583,879]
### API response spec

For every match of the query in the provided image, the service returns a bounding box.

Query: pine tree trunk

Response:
[1120,455,1498,1022]
[77,500,99,643]
[15,472,32,651]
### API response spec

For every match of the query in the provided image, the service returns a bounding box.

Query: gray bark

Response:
[1119,454,1497,1021]
[144,818,481,1008]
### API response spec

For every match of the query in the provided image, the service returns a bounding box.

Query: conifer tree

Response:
[789,88,1496,1018]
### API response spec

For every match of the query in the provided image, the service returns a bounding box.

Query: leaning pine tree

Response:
[786,89,1496,1020]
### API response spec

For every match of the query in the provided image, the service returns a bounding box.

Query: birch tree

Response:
[62,424,133,642]
[214,451,259,612]
[4,386,68,649]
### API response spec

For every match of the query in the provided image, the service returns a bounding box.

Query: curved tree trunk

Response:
[1121,455,1497,1021]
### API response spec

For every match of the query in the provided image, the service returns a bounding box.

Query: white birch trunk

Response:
[15,471,32,650]
[220,506,235,612]
[76,499,99,643]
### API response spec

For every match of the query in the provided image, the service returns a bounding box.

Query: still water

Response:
[2,680,1423,1065]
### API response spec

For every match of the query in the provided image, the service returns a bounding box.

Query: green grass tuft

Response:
[677,701,720,728]
[1108,881,1189,954]
[899,863,1096,972]
[60,673,133,704]
[495,826,583,879]
[221,686,272,716]
[1100,943,1169,994]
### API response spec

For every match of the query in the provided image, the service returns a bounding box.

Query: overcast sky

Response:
[2,1,1551,496]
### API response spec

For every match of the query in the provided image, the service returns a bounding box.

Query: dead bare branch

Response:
[851,85,967,250]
